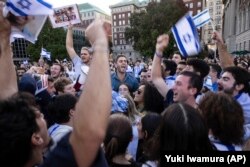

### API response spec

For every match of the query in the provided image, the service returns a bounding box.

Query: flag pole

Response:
[210,19,217,62]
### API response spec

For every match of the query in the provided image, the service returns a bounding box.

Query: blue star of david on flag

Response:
[171,13,201,57]
[17,0,32,10]
[183,33,192,43]
[6,0,53,16]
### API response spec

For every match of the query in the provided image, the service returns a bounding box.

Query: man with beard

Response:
[50,63,64,79]
[66,24,92,81]
[0,4,112,166]
[217,66,250,124]
[212,31,250,125]
[212,31,250,141]
[111,55,139,92]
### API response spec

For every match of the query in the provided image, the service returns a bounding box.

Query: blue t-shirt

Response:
[111,72,139,92]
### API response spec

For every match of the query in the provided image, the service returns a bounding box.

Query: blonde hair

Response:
[123,94,142,123]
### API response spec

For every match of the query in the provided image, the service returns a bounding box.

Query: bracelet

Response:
[155,51,163,58]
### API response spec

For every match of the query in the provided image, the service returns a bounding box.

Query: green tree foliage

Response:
[125,0,188,58]
[27,19,67,61]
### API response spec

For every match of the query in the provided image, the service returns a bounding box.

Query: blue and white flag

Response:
[6,0,53,16]
[193,9,211,28]
[40,48,51,60]
[171,13,201,57]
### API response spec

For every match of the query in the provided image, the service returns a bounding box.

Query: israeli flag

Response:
[40,48,51,60]
[193,9,211,28]
[171,13,201,57]
[6,0,53,16]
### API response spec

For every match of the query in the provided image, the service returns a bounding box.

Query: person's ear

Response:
[69,109,74,117]
[235,84,244,92]
[31,133,44,146]
[189,87,197,96]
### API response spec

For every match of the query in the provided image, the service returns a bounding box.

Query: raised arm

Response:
[69,20,112,167]
[212,31,234,69]
[152,34,170,98]
[66,24,78,60]
[0,4,18,100]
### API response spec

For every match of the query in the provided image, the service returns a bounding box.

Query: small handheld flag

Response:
[193,9,211,28]
[6,0,53,16]
[171,13,201,57]
[40,48,51,60]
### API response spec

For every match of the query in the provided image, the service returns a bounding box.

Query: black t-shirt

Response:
[110,161,138,167]
[40,133,108,167]
[163,89,174,108]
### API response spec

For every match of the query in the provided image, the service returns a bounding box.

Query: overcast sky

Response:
[50,0,122,14]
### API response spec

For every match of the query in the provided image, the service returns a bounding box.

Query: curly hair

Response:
[54,77,72,93]
[199,92,244,145]
[223,66,250,95]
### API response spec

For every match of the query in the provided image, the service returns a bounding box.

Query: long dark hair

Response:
[103,114,132,164]
[143,82,164,114]
[148,103,214,163]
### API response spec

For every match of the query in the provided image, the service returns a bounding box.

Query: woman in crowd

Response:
[199,92,244,151]
[104,113,137,167]
[148,103,215,166]
[136,112,162,167]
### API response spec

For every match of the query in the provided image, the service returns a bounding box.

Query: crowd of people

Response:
[1,2,250,167]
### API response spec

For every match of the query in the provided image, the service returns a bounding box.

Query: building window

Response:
[120,39,123,45]
[114,28,116,32]
[190,3,193,8]
[114,40,117,45]
[119,14,121,19]
[114,34,117,39]
[113,15,116,20]
[124,46,126,49]
[122,14,125,18]
[114,21,116,26]
[197,10,201,13]
[123,40,126,45]
[123,20,125,25]
[128,12,131,17]
[185,4,188,7]
[119,21,121,25]
[197,2,201,7]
